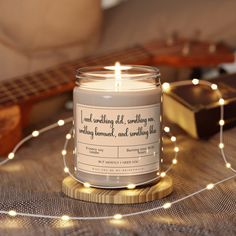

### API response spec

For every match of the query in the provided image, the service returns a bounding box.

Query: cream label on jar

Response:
[75,103,161,176]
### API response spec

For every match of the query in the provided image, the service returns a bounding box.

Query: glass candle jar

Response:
[73,64,162,188]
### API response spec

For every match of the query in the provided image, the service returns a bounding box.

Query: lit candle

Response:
[73,63,162,188]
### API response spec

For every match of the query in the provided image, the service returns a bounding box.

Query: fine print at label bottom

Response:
[76,103,161,176]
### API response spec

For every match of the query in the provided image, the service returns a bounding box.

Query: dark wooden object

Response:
[164,73,236,138]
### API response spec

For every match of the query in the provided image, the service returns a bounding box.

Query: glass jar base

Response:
[74,170,160,189]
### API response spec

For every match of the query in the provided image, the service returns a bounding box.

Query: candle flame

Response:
[115,62,121,81]
[104,62,132,90]
[104,63,131,71]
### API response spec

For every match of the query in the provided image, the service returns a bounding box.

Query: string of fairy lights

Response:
[0,79,235,222]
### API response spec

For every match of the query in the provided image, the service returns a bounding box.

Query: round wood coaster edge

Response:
[62,176,173,204]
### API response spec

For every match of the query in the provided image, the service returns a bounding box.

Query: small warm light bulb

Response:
[211,84,218,90]
[66,134,72,140]
[127,184,136,189]
[61,215,70,221]
[226,163,231,168]
[32,130,39,137]
[219,98,225,105]
[219,120,225,126]
[172,159,177,164]
[164,126,170,133]
[160,172,166,178]
[206,183,214,190]
[8,210,17,216]
[162,82,170,92]
[163,202,172,209]
[171,136,176,142]
[113,214,122,220]
[64,167,69,173]
[192,78,199,85]
[156,172,160,176]
[61,150,67,155]
[58,120,65,126]
[83,182,91,188]
[8,152,15,160]
[219,143,224,149]
[174,147,179,152]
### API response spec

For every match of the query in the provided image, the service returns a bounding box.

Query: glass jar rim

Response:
[76,65,160,81]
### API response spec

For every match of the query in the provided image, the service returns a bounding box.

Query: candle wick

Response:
[115,62,121,91]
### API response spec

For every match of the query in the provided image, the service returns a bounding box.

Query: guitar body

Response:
[0,105,22,156]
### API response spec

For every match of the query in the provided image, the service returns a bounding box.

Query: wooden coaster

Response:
[62,176,173,204]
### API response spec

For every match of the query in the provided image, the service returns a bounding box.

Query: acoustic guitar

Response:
[0,38,234,155]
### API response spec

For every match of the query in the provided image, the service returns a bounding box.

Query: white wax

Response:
[75,80,161,107]
[74,79,162,188]
[79,79,157,91]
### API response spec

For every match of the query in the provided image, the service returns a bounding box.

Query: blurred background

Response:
[1,0,236,81]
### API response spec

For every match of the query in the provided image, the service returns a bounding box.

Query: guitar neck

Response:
[0,45,151,107]
[0,39,234,107]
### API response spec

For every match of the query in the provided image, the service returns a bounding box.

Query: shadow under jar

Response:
[73,65,162,188]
